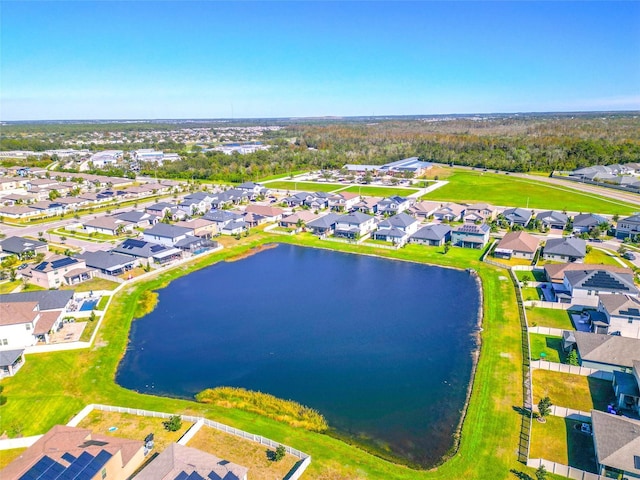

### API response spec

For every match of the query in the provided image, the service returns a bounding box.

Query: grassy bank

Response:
[0,233,535,479]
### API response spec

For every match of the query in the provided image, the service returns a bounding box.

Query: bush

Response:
[163,415,182,432]
[274,444,286,462]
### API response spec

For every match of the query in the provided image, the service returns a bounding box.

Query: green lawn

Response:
[584,248,625,267]
[0,280,22,294]
[341,185,419,197]
[258,170,309,182]
[530,416,597,473]
[529,334,566,363]
[0,232,538,479]
[60,277,120,292]
[532,370,616,412]
[515,270,546,282]
[521,287,541,301]
[527,308,574,330]
[261,180,342,192]
[422,171,638,215]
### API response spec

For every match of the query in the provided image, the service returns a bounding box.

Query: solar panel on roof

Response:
[186,472,205,480]
[635,455,640,469]
[150,244,165,253]
[19,455,56,479]
[34,263,49,271]
[174,472,191,480]
[61,452,76,463]
[51,257,77,269]
[124,239,146,248]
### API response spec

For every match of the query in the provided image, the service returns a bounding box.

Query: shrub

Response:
[274,444,286,462]
[163,415,182,432]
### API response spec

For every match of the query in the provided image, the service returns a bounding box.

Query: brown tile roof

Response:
[33,311,62,335]
[245,204,284,217]
[0,301,39,326]
[496,231,541,254]
[0,425,144,480]
[544,263,633,283]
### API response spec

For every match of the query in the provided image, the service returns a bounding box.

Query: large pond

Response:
[117,244,480,467]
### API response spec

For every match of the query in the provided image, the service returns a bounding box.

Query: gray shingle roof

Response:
[307,213,343,229]
[535,210,568,225]
[599,294,640,316]
[591,410,640,475]
[544,237,586,257]
[574,331,640,368]
[77,251,137,271]
[0,349,24,367]
[144,223,193,238]
[573,213,607,228]
[385,212,418,228]
[0,290,73,311]
[0,236,47,254]
[502,208,532,224]
[410,224,451,241]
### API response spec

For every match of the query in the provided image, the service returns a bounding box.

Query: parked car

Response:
[17,263,29,270]
[623,252,636,260]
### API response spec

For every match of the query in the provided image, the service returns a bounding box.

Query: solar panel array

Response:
[122,239,146,249]
[51,257,78,270]
[150,244,166,253]
[582,271,629,291]
[19,449,113,480]
[174,472,206,480]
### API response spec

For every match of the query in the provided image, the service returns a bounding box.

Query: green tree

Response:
[535,464,547,480]
[443,240,452,254]
[567,349,579,366]
[274,444,286,462]
[537,396,552,421]
[521,274,531,288]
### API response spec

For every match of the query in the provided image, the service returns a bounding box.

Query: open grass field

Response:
[341,185,419,197]
[78,410,192,453]
[532,370,615,412]
[0,448,25,470]
[0,231,540,479]
[261,180,341,192]
[188,425,300,480]
[526,308,574,330]
[257,170,309,182]
[422,170,638,215]
[515,270,546,282]
[584,248,625,267]
[530,416,597,473]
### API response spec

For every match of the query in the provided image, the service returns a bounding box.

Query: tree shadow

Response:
[265,449,276,462]
[509,468,533,480]
[512,405,532,418]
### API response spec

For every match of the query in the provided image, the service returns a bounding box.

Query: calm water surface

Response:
[117,244,480,467]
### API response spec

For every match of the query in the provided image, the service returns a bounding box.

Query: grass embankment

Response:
[0,281,21,294]
[527,308,574,330]
[341,185,419,197]
[261,181,341,192]
[196,387,327,432]
[422,170,638,215]
[532,370,615,412]
[0,233,534,479]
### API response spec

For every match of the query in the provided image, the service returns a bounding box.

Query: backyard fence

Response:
[530,360,613,380]
[527,458,604,480]
[525,300,573,310]
[548,406,592,421]
[67,404,312,480]
[360,241,399,250]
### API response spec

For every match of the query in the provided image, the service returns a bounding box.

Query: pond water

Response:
[116,244,480,467]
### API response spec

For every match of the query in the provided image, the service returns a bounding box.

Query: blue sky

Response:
[2,1,639,120]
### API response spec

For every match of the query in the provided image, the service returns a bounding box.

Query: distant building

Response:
[344,156,432,177]
[89,150,123,168]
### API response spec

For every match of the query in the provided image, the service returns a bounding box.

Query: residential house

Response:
[376,196,413,215]
[334,212,377,239]
[236,211,265,227]
[77,251,138,276]
[544,263,632,284]
[591,410,640,479]
[0,236,48,259]
[28,255,94,289]
[493,231,540,260]
[0,349,26,378]
[452,223,490,249]
[0,176,29,194]
[113,239,182,265]
[615,213,640,240]
[210,189,249,209]
[502,208,532,227]
[464,203,497,221]
[145,202,175,218]
[433,203,466,222]
[179,191,215,215]
[236,181,267,196]
[561,270,639,308]
[408,224,452,246]
[408,200,441,219]
[329,192,361,212]
[612,360,639,415]
[573,213,608,234]
[354,196,382,215]
[304,191,332,210]
[279,211,319,231]
[202,210,246,235]
[0,425,145,480]
[143,224,194,247]
[114,210,159,228]
[55,196,88,210]
[597,294,640,338]
[83,216,134,236]
[535,210,569,230]
[373,213,420,245]
[0,205,41,219]
[0,299,64,351]
[570,331,640,371]
[306,213,343,236]
[245,204,285,222]
[0,193,36,206]
[29,200,67,216]
[282,191,312,207]
[133,443,248,480]
[543,237,586,263]
[175,218,218,238]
